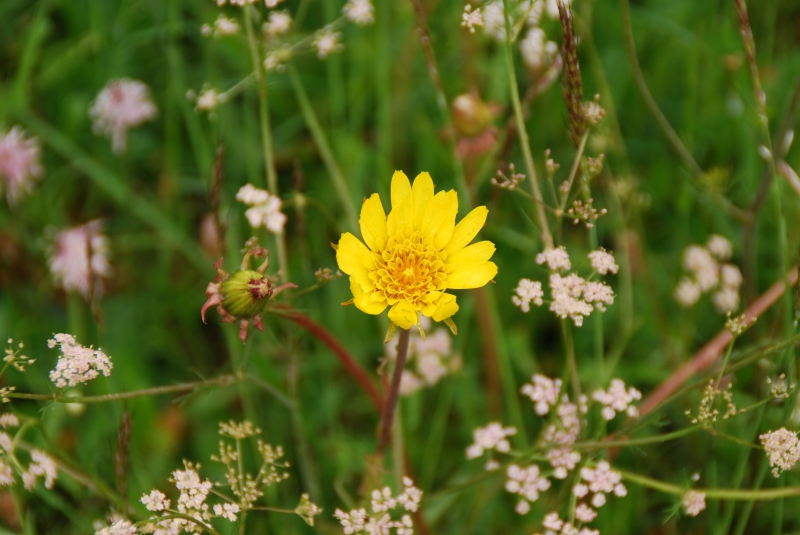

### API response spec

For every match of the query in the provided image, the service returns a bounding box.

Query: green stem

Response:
[616,467,800,500]
[574,425,702,450]
[8,374,237,404]
[502,0,553,248]
[558,132,590,211]
[287,64,358,231]
[242,5,289,280]
[407,0,468,206]
[246,375,294,409]
[141,513,221,535]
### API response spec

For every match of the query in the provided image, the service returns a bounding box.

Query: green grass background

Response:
[1,0,800,533]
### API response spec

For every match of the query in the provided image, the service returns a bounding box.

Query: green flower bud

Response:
[220,270,273,319]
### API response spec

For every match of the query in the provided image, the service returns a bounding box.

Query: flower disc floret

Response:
[337,171,497,330]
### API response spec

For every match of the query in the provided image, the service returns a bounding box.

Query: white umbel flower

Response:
[48,333,112,388]
[343,0,374,25]
[683,490,706,516]
[236,184,287,234]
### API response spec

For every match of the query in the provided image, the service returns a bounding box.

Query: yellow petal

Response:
[446,261,498,289]
[387,197,413,235]
[448,241,496,266]
[391,170,411,210]
[433,190,459,249]
[431,293,459,322]
[445,206,488,254]
[336,233,374,277]
[421,190,453,238]
[351,277,387,315]
[359,194,388,251]
[411,172,434,231]
[388,301,417,330]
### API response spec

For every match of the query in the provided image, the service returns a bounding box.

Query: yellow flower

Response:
[336,171,497,332]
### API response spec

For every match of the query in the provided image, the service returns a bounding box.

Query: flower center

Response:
[370,230,449,306]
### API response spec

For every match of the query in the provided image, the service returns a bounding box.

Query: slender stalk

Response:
[7,374,237,404]
[287,64,358,230]
[378,329,410,454]
[242,5,289,280]
[502,0,553,248]
[246,374,295,409]
[558,132,590,211]
[616,466,800,500]
[141,513,221,535]
[574,425,702,451]
[406,0,468,206]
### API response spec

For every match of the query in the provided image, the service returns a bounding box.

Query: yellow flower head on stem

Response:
[336,171,497,333]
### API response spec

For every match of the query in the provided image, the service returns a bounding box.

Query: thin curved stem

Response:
[503,1,553,248]
[616,466,799,500]
[7,374,237,404]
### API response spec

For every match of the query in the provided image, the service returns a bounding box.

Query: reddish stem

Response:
[640,267,799,416]
[272,306,383,412]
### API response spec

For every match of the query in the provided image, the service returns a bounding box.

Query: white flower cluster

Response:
[519,248,616,326]
[533,511,598,535]
[520,27,559,71]
[48,333,112,388]
[236,184,287,234]
[505,464,551,514]
[512,279,544,312]
[461,4,483,33]
[201,14,240,37]
[465,422,517,460]
[542,395,585,479]
[682,490,706,516]
[141,489,170,511]
[264,10,292,36]
[314,29,343,59]
[0,127,42,205]
[390,319,462,396]
[675,235,742,314]
[591,379,642,420]
[90,79,157,154]
[23,450,58,490]
[49,220,112,300]
[588,249,619,275]
[343,0,374,25]
[570,461,627,521]
[520,374,562,415]
[334,477,422,535]
[760,427,800,477]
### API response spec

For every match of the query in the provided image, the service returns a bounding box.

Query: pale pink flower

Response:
[706,234,732,260]
[466,422,516,459]
[90,79,157,153]
[712,286,740,314]
[461,5,483,33]
[141,489,170,511]
[520,28,558,71]
[512,278,543,312]
[265,11,292,36]
[95,520,136,535]
[575,503,597,522]
[683,490,706,516]
[520,374,561,415]
[213,503,240,521]
[0,127,42,204]
[683,245,718,292]
[536,246,571,271]
[675,277,702,307]
[505,464,551,511]
[344,0,374,25]
[48,333,113,388]
[760,427,800,477]
[314,29,342,59]
[27,449,57,489]
[236,184,287,234]
[588,249,619,275]
[48,220,112,299]
[592,379,642,420]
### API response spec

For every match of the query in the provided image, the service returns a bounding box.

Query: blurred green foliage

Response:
[1,0,799,533]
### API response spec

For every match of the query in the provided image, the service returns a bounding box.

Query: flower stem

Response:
[575,425,702,450]
[378,329,410,454]
[287,64,358,230]
[7,374,237,404]
[558,131,590,211]
[502,0,553,248]
[616,466,800,500]
[242,5,289,280]
[141,513,221,535]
